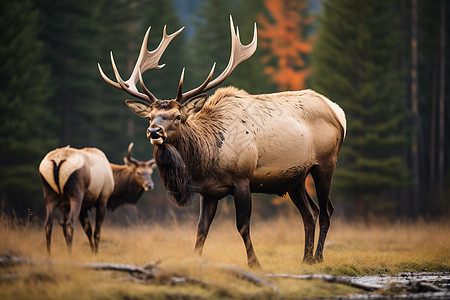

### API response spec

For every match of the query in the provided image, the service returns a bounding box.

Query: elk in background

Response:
[39,143,155,254]
[99,16,346,268]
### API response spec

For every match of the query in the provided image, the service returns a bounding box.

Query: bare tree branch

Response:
[266,273,379,291]
[214,264,278,291]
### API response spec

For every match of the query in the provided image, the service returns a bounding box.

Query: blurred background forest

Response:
[0,0,449,222]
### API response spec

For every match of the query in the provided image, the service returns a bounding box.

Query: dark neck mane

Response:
[154,116,225,207]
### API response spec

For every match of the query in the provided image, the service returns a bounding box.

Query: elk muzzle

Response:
[147,126,166,145]
[144,182,154,191]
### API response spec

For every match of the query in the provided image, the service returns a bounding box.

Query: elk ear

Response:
[125,100,152,118]
[180,94,208,119]
[123,157,138,169]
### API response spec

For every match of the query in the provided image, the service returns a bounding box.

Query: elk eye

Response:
[175,115,181,121]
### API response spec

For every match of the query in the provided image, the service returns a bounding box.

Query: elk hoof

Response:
[302,256,316,265]
[248,258,263,271]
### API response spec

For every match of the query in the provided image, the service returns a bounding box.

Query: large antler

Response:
[175,16,257,104]
[98,26,184,103]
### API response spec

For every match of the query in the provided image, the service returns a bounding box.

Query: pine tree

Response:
[36,0,140,163]
[312,0,409,215]
[416,0,449,216]
[36,0,103,149]
[0,0,57,215]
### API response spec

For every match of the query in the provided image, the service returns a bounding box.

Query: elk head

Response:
[98,16,257,145]
[124,143,156,191]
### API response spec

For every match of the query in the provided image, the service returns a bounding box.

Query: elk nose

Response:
[144,183,154,191]
[147,127,161,139]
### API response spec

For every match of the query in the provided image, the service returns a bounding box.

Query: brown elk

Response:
[98,16,346,268]
[39,143,155,254]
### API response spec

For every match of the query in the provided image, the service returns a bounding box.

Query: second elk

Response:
[39,143,155,254]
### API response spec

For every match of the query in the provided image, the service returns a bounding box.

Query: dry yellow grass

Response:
[0,211,449,299]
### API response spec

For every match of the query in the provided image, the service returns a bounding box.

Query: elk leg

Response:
[310,164,335,262]
[288,183,319,264]
[40,175,58,255]
[194,196,218,256]
[66,196,82,254]
[79,209,94,252]
[61,209,69,239]
[233,180,261,269]
[44,201,56,255]
[93,202,106,253]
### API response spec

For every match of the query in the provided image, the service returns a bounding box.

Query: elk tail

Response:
[39,159,66,195]
[52,160,65,194]
[39,150,84,195]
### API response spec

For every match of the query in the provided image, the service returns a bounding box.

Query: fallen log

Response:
[214,264,278,291]
[81,262,157,280]
[0,254,160,281]
[265,273,380,291]
[0,253,36,267]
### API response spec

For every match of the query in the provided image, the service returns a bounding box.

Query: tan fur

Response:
[84,148,115,202]
[39,147,85,194]
[187,87,346,184]
[39,147,114,197]
[318,93,347,137]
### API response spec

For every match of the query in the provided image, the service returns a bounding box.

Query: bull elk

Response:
[98,16,346,268]
[39,143,156,254]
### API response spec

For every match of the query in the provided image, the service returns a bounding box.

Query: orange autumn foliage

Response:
[258,0,314,91]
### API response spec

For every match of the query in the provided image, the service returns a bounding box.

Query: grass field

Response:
[0,209,449,299]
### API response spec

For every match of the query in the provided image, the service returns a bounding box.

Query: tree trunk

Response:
[410,0,421,217]
[62,9,71,146]
[429,35,439,215]
[126,4,136,139]
[437,0,446,208]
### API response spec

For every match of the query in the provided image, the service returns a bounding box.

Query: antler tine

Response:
[98,63,122,90]
[110,51,151,102]
[98,26,184,104]
[127,26,185,85]
[176,63,216,104]
[176,68,186,102]
[127,142,134,159]
[176,15,257,104]
[138,68,157,102]
[126,142,139,164]
[216,16,257,84]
